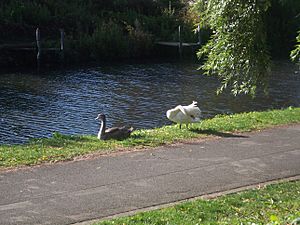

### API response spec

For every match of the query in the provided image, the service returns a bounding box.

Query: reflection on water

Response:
[0,61,299,144]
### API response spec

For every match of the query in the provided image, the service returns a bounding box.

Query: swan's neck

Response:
[98,119,106,139]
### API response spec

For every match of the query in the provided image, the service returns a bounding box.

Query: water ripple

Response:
[0,61,299,144]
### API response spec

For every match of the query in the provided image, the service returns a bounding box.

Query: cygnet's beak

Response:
[95,116,99,120]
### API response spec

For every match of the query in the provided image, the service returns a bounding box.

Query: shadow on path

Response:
[190,128,249,138]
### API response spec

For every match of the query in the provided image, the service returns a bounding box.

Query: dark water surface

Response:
[0,61,299,144]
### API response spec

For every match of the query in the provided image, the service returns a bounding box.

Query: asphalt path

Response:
[0,124,299,225]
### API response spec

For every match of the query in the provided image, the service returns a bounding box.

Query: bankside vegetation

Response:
[0,0,196,65]
[291,31,300,62]
[0,107,299,169]
[95,180,300,225]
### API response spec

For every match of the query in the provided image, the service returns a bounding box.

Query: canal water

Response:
[0,60,299,144]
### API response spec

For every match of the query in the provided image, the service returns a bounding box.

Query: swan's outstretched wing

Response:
[191,106,201,116]
[166,105,188,120]
[183,104,200,115]
[167,104,193,124]
[182,101,201,122]
[176,105,188,116]
[166,101,202,127]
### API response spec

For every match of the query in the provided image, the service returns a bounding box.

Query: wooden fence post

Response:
[178,25,182,58]
[36,28,41,67]
[60,29,64,63]
[197,24,201,45]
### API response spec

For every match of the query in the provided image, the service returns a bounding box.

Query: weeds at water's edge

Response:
[0,107,300,168]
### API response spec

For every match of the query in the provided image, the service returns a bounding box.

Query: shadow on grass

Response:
[190,128,249,138]
[131,133,146,139]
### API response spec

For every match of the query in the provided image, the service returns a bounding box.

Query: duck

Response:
[95,114,134,140]
[166,101,201,129]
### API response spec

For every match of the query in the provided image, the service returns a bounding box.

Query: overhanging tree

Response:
[291,31,300,62]
[195,0,272,96]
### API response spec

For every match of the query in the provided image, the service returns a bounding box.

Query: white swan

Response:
[166,101,201,129]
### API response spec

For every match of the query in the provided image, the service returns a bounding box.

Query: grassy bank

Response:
[95,180,300,225]
[0,107,300,169]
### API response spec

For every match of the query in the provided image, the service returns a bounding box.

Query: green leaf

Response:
[270,215,279,222]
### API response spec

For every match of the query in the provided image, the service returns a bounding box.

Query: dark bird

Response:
[95,114,133,140]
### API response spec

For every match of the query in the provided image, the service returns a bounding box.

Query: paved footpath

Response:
[0,125,300,225]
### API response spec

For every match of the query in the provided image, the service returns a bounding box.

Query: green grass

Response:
[1,107,300,168]
[94,180,300,225]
